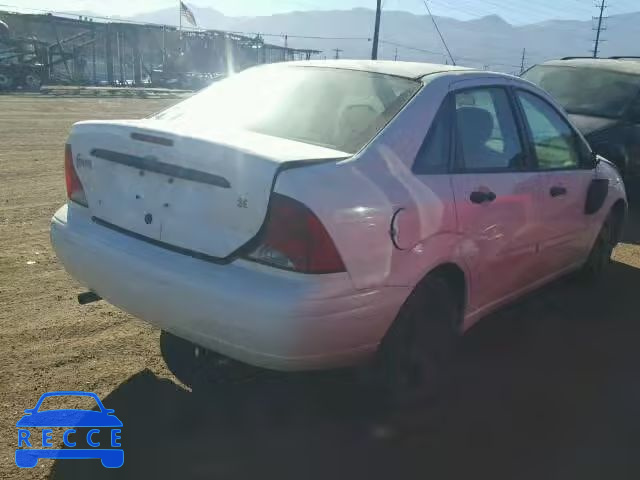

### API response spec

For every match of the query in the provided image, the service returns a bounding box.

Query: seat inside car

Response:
[456,106,501,168]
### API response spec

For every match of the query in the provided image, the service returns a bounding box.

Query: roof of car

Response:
[280,59,474,79]
[541,58,640,75]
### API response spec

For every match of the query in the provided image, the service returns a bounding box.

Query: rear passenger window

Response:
[453,88,523,171]
[413,99,451,174]
[517,91,580,170]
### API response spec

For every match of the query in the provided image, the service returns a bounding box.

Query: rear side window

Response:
[413,99,451,174]
[517,91,580,170]
[453,88,524,171]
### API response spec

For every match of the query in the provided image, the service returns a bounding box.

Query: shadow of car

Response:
[50,227,640,479]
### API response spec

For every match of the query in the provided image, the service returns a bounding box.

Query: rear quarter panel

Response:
[274,74,469,292]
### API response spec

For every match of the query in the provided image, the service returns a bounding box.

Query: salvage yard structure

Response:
[0,10,320,89]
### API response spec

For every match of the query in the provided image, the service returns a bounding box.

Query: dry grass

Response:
[0,94,179,478]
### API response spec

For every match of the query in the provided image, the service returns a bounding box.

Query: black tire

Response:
[24,73,42,91]
[374,276,460,407]
[581,215,615,281]
[0,73,13,90]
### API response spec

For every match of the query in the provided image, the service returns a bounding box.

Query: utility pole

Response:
[371,0,381,60]
[520,48,526,74]
[394,47,398,61]
[162,25,166,69]
[284,34,288,61]
[333,48,343,59]
[592,0,607,58]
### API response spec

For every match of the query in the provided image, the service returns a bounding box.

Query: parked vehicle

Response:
[51,60,627,402]
[522,57,640,181]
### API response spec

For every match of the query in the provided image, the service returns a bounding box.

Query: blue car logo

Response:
[16,391,123,468]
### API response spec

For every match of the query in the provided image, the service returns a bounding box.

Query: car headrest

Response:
[456,107,494,148]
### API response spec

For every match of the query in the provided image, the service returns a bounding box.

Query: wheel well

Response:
[610,199,627,243]
[418,263,466,323]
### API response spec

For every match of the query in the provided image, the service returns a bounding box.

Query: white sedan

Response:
[51,60,627,402]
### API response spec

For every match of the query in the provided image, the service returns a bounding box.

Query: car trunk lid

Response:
[69,119,349,259]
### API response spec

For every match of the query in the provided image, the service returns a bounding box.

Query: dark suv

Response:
[523,57,640,181]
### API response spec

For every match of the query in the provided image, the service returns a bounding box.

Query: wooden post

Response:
[105,23,114,84]
[91,24,97,85]
[132,27,141,86]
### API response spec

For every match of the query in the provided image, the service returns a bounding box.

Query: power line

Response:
[430,0,594,24]
[379,39,442,56]
[422,0,456,65]
[0,3,547,71]
[592,0,607,58]
[379,39,522,68]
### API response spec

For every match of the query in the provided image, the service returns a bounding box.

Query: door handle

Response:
[470,190,497,204]
[550,186,567,197]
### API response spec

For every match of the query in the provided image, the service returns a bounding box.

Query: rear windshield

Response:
[154,65,421,154]
[523,65,640,118]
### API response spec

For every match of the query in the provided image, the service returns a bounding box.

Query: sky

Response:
[5,0,640,24]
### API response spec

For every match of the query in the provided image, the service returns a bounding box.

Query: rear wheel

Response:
[374,276,460,407]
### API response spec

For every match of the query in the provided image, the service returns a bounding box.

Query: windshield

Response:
[523,65,640,118]
[153,65,421,154]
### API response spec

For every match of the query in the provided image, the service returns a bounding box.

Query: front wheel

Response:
[581,216,615,281]
[24,73,42,91]
[374,276,460,407]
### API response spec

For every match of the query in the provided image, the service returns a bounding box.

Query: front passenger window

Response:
[517,91,581,170]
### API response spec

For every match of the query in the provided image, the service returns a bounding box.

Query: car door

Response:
[515,89,595,273]
[448,81,544,313]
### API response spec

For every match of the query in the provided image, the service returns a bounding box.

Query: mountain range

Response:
[119,7,639,72]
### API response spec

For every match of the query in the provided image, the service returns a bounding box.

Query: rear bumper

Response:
[50,204,408,371]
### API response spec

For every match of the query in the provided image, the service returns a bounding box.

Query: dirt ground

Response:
[1,94,640,480]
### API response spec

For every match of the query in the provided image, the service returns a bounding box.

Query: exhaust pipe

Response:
[78,291,102,305]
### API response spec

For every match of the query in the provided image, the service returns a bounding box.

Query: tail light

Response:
[244,193,346,274]
[64,144,88,207]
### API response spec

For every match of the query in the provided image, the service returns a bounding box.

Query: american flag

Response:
[180,1,197,27]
